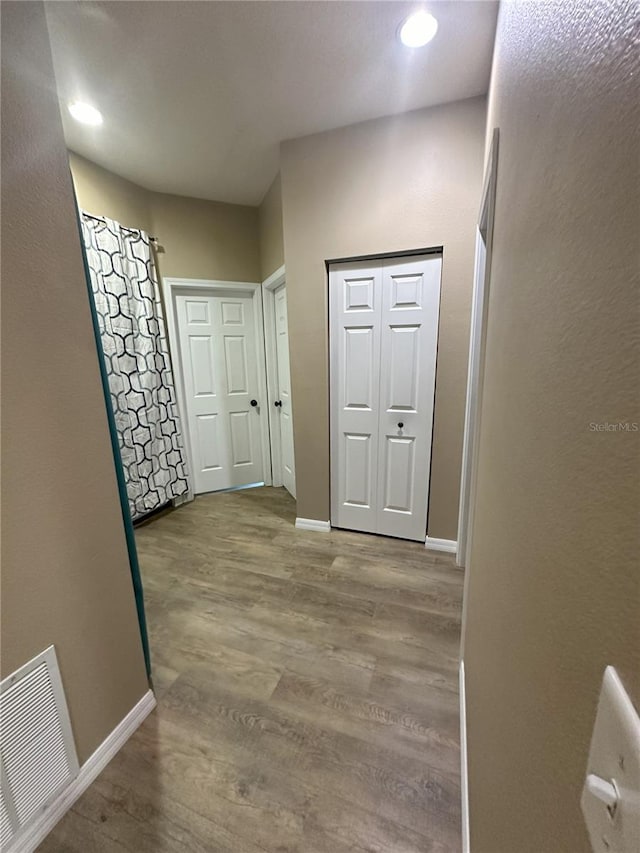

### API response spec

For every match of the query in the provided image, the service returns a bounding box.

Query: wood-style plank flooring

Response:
[40,487,464,852]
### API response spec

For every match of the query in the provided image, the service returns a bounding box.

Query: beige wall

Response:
[149,191,259,282]
[281,98,486,536]
[68,151,152,233]
[1,1,148,763]
[463,3,640,851]
[70,154,261,283]
[258,173,284,280]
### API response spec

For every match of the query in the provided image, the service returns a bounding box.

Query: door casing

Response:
[162,278,272,496]
[457,129,500,571]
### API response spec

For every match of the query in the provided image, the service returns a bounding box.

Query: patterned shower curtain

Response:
[80,213,190,519]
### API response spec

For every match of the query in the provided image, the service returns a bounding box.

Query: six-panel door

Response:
[330,255,442,541]
[176,292,264,494]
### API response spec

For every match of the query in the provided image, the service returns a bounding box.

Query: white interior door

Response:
[273,284,296,497]
[176,291,265,494]
[330,254,442,542]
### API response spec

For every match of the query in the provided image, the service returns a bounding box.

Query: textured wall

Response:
[1,1,148,763]
[463,2,640,850]
[280,98,486,536]
[70,154,261,283]
[149,191,260,282]
[69,151,153,232]
[258,174,285,281]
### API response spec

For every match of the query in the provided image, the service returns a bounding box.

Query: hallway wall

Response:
[70,152,261,283]
[68,151,153,233]
[463,1,640,850]
[150,190,259,282]
[259,173,285,280]
[1,1,148,763]
[280,97,486,538]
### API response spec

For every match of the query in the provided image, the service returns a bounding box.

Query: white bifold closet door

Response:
[176,292,264,494]
[330,254,442,541]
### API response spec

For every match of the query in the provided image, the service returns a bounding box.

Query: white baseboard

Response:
[295,517,331,532]
[13,689,156,853]
[460,660,470,853]
[425,536,458,553]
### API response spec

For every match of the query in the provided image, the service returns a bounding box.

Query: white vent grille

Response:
[0,646,78,848]
[0,784,14,847]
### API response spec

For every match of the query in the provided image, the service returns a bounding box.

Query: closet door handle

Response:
[250,399,258,407]
[274,400,282,407]
[397,422,404,429]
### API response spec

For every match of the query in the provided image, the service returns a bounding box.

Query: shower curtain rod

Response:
[81,211,159,242]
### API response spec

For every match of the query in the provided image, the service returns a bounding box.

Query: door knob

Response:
[397,422,404,429]
[250,399,258,407]
[274,400,282,407]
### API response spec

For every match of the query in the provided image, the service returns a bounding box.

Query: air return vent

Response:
[1,785,14,848]
[0,646,79,850]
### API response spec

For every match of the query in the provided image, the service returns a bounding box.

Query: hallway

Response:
[40,487,464,852]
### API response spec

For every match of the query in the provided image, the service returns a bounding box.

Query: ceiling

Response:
[46,1,498,206]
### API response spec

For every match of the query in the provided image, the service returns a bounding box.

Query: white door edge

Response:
[262,267,296,497]
[262,270,285,487]
[460,660,470,853]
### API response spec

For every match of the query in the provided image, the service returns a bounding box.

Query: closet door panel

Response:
[330,263,382,532]
[344,326,375,410]
[382,435,416,513]
[376,255,442,541]
[386,324,420,411]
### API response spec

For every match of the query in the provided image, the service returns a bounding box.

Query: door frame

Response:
[162,277,272,494]
[456,128,500,569]
[328,251,443,540]
[261,264,294,492]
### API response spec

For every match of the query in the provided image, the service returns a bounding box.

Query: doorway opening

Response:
[163,278,271,496]
[161,273,297,502]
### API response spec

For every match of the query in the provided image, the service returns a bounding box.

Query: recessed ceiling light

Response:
[68,102,103,126]
[399,10,438,48]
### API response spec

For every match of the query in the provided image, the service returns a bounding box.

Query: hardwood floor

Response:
[40,487,464,852]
